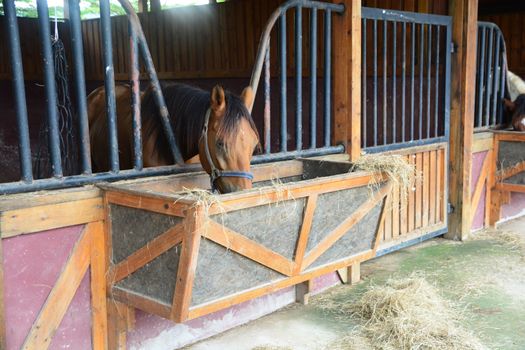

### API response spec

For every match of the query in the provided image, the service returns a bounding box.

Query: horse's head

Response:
[504,94,525,131]
[199,85,259,193]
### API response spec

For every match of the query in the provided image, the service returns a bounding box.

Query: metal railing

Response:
[360,8,452,153]
[474,21,507,129]
[249,0,345,162]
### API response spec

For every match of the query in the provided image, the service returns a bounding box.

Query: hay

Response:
[472,228,524,252]
[347,276,487,350]
[251,346,293,350]
[351,154,418,202]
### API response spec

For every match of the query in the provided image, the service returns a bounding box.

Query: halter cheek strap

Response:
[202,109,254,192]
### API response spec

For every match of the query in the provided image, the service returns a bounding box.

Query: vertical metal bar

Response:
[477,27,486,128]
[444,20,452,142]
[492,31,501,126]
[295,5,303,151]
[374,19,378,146]
[484,28,494,127]
[498,38,506,125]
[99,0,119,172]
[402,22,406,143]
[392,21,397,144]
[3,0,33,182]
[410,22,415,141]
[280,14,287,152]
[383,20,387,145]
[426,25,432,139]
[323,10,331,147]
[37,0,62,177]
[309,8,317,149]
[129,20,142,170]
[419,23,424,140]
[434,25,440,137]
[264,47,271,154]
[68,0,91,174]
[362,18,367,148]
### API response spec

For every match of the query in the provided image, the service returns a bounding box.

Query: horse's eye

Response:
[216,140,225,149]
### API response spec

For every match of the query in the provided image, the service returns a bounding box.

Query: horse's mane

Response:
[140,83,259,162]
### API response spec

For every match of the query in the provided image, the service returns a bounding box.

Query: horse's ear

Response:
[211,85,226,116]
[241,86,255,110]
[504,98,516,112]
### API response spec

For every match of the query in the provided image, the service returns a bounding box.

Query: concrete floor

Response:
[186,217,525,350]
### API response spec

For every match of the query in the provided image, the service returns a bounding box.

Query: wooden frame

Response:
[102,160,393,325]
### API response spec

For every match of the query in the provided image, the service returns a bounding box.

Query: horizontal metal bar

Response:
[362,7,452,26]
[0,165,202,195]
[252,145,345,164]
[376,227,447,257]
[363,137,447,154]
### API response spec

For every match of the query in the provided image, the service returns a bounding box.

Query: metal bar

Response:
[129,20,143,170]
[280,14,288,152]
[309,8,317,149]
[392,21,397,144]
[37,0,63,177]
[484,27,494,127]
[498,37,507,125]
[252,145,345,164]
[477,27,486,128]
[383,20,387,145]
[426,25,432,139]
[68,0,91,175]
[99,0,119,172]
[373,19,378,146]
[323,10,331,147]
[264,47,271,154]
[410,22,415,141]
[491,32,501,126]
[434,25,440,137]
[402,21,406,143]
[3,0,33,182]
[295,5,303,151]
[419,23,424,140]
[363,136,448,154]
[361,7,451,26]
[362,18,367,147]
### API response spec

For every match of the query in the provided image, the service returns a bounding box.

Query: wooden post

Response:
[337,263,360,285]
[0,238,6,350]
[295,280,313,305]
[333,0,361,161]
[447,0,478,240]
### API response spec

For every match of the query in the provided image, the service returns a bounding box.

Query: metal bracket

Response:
[450,42,457,54]
[447,202,454,214]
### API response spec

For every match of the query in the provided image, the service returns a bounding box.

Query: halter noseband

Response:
[202,109,254,192]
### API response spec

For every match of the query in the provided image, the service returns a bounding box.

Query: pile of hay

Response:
[351,154,418,202]
[331,276,486,350]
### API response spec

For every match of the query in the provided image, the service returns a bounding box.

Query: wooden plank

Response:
[171,208,203,322]
[0,186,100,211]
[205,221,295,276]
[470,153,490,226]
[349,0,362,161]
[415,152,423,229]
[497,161,525,181]
[302,182,392,270]
[495,183,525,193]
[400,155,409,236]
[472,132,494,153]
[489,135,501,226]
[392,182,400,238]
[105,191,187,217]
[111,288,171,320]
[374,188,392,251]
[429,150,437,224]
[295,280,313,305]
[422,151,430,227]
[484,149,494,226]
[337,263,360,285]
[89,222,108,350]
[1,197,104,238]
[22,227,91,350]
[293,194,318,274]
[447,0,478,240]
[437,148,444,223]
[109,223,184,283]
[383,190,392,242]
[0,236,6,350]
[408,154,416,232]
[187,249,375,320]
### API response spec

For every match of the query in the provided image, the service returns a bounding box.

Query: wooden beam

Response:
[295,280,313,305]
[89,222,108,350]
[470,153,490,227]
[333,0,361,161]
[22,227,91,350]
[0,237,6,350]
[293,194,318,274]
[447,0,478,240]
[337,263,360,285]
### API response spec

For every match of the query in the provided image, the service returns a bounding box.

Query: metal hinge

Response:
[450,42,456,54]
[447,203,454,214]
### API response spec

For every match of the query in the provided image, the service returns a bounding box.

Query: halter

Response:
[201,109,254,192]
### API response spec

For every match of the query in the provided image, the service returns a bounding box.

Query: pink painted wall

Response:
[3,225,92,350]
[501,193,525,221]
[471,151,488,231]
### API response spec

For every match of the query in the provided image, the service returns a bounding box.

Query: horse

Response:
[503,71,525,131]
[87,83,259,193]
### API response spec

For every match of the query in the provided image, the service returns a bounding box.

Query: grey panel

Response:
[498,141,525,171]
[191,239,284,307]
[307,186,373,253]
[309,201,383,269]
[254,176,303,188]
[505,172,525,185]
[115,244,181,305]
[302,159,353,180]
[212,198,306,260]
[110,204,181,264]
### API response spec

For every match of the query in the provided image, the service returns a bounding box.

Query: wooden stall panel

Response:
[379,144,447,249]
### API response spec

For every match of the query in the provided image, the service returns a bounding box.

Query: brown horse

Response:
[503,95,525,131]
[87,83,259,193]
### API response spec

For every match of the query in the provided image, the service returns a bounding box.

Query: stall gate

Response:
[360,8,452,253]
